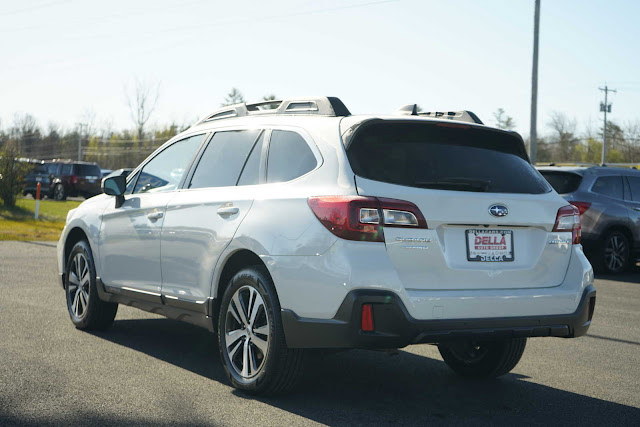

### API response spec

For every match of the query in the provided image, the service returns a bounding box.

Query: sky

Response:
[1,0,639,138]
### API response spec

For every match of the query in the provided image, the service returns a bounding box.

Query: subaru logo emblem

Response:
[489,204,508,217]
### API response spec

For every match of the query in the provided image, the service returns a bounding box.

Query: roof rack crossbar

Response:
[394,104,484,125]
[196,96,351,125]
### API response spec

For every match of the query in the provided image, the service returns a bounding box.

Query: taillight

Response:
[307,196,427,242]
[71,175,78,184]
[553,205,581,244]
[570,201,591,216]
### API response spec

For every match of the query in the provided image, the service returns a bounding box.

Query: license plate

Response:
[35,177,42,182]
[87,179,96,183]
[466,229,514,262]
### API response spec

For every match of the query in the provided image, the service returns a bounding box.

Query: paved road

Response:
[1,241,638,426]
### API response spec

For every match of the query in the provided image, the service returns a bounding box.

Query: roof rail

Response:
[196,96,351,125]
[394,104,484,125]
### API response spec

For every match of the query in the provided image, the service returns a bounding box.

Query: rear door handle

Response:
[147,212,164,221]
[217,206,239,216]
[633,208,640,212]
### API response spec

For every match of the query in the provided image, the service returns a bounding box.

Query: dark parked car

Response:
[538,166,640,274]
[23,160,102,201]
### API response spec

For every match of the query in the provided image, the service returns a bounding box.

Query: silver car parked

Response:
[538,166,640,274]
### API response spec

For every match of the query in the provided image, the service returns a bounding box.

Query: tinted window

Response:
[46,163,59,175]
[61,164,73,175]
[592,176,623,199]
[134,134,204,194]
[33,165,48,174]
[347,122,549,194]
[266,130,317,183]
[189,130,261,189]
[540,171,583,194]
[628,176,640,202]
[77,164,101,177]
[237,132,265,186]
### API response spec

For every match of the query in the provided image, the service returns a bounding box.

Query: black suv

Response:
[24,160,102,200]
[538,166,640,274]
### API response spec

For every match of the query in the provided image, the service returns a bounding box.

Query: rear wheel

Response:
[218,266,303,395]
[600,231,630,274]
[438,338,527,378]
[65,240,118,330]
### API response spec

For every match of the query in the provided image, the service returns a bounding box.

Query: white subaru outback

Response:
[57,97,596,395]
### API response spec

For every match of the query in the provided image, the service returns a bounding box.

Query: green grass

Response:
[0,198,82,241]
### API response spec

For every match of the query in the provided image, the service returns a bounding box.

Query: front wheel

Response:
[438,338,527,378]
[218,266,303,395]
[65,240,118,330]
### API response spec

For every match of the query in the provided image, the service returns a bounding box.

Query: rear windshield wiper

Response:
[413,178,491,192]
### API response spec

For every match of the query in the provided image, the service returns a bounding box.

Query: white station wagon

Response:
[57,97,596,394]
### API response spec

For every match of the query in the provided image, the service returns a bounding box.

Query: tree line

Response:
[1,88,639,172]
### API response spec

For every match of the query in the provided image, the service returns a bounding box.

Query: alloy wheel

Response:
[604,233,628,273]
[224,285,270,379]
[446,341,490,364]
[67,253,90,319]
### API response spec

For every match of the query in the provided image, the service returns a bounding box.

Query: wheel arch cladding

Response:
[64,227,90,280]
[212,249,275,329]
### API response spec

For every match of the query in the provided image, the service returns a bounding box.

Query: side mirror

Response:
[102,175,126,208]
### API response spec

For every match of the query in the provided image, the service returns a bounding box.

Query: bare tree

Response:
[493,108,516,130]
[222,88,245,106]
[125,78,160,141]
[547,112,578,162]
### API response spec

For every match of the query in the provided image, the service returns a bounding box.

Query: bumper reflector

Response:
[361,304,374,332]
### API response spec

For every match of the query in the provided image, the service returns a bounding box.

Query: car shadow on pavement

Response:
[90,318,640,426]
[595,271,640,284]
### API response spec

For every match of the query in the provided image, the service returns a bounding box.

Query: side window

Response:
[134,134,205,194]
[61,164,73,175]
[47,163,60,175]
[189,130,261,189]
[125,171,139,195]
[266,130,317,183]
[592,176,623,199]
[237,132,265,186]
[627,176,640,202]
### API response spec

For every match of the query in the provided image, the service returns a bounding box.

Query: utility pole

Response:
[599,85,616,166]
[529,0,541,163]
[76,123,86,161]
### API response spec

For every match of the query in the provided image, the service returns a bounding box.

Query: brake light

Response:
[570,201,591,216]
[553,205,581,244]
[307,196,427,242]
[71,175,78,184]
[361,304,374,332]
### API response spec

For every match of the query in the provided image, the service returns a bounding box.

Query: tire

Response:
[218,266,303,395]
[53,183,66,201]
[595,231,630,274]
[65,240,118,330]
[438,338,527,378]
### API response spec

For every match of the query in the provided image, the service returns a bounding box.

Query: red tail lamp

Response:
[361,304,374,332]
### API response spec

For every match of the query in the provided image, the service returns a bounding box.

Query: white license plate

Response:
[87,179,96,183]
[466,229,514,262]
[35,177,42,182]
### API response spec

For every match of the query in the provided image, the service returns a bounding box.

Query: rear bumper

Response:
[282,285,596,349]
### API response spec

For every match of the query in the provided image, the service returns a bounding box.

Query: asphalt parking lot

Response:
[0,241,639,426]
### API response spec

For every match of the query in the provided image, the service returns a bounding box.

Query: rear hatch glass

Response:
[347,121,550,194]
[539,171,582,194]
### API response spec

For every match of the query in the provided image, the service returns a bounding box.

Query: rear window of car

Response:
[76,164,101,177]
[539,171,583,194]
[347,121,550,194]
